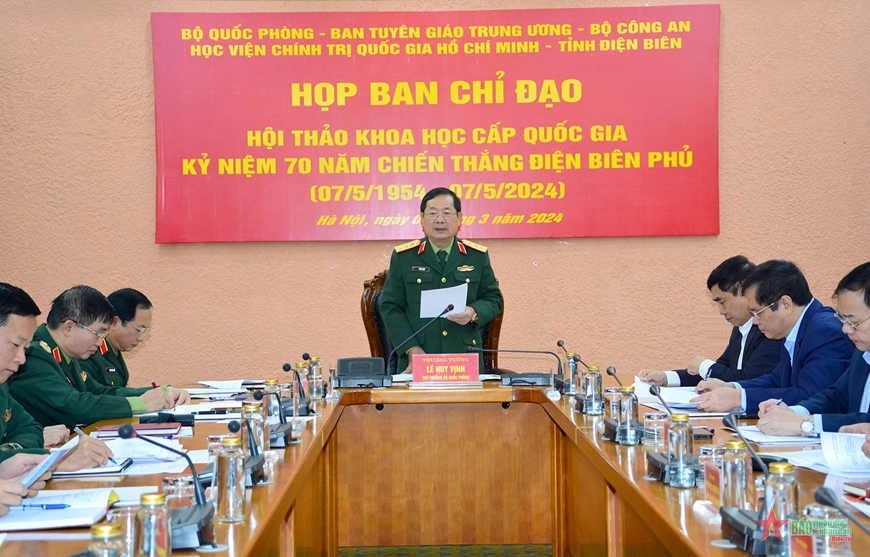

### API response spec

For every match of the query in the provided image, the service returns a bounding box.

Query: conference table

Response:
[4,380,870,557]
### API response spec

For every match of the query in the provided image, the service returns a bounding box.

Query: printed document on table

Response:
[820,432,870,473]
[633,378,699,409]
[198,379,245,390]
[768,450,870,479]
[420,283,467,318]
[739,426,821,446]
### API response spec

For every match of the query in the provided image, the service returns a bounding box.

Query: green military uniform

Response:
[380,236,503,373]
[0,383,48,464]
[8,324,147,428]
[79,338,147,392]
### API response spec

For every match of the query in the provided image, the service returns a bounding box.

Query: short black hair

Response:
[741,260,813,307]
[420,187,461,213]
[0,283,41,327]
[46,285,115,330]
[707,255,756,295]
[108,288,153,322]
[833,262,870,308]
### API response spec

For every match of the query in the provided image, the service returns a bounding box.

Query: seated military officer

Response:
[81,288,189,405]
[8,285,182,428]
[380,187,504,373]
[0,282,117,505]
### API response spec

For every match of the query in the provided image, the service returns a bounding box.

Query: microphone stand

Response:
[718,413,767,556]
[387,304,454,375]
[467,347,564,386]
[241,414,266,487]
[815,487,870,537]
[254,390,294,447]
[644,385,673,482]
[117,424,216,550]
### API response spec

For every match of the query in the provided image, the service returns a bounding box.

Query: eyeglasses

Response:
[835,311,870,331]
[423,209,458,221]
[750,300,778,319]
[125,321,151,335]
[75,321,109,342]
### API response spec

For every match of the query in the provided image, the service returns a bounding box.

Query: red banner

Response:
[152,6,719,243]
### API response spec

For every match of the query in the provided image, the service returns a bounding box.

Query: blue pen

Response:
[774,398,784,406]
[11,504,70,510]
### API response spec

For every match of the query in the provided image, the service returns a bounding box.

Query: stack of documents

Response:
[737,425,822,446]
[172,401,242,421]
[102,438,191,475]
[633,378,730,417]
[763,432,870,478]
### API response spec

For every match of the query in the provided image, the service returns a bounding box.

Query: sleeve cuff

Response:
[792,405,810,416]
[699,359,715,379]
[739,390,747,413]
[732,382,743,391]
[814,414,824,433]
[664,371,682,387]
[127,397,148,415]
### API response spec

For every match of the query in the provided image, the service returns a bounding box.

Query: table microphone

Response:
[280,363,312,415]
[649,385,673,416]
[815,487,870,537]
[227,419,265,487]
[117,423,216,550]
[387,304,454,373]
[718,412,768,556]
[254,390,294,447]
[466,346,563,377]
[606,366,622,386]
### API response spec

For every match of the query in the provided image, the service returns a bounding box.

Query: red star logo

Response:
[755,507,789,541]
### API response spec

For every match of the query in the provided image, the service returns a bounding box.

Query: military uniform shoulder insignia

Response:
[394,239,421,253]
[460,239,488,253]
[39,340,51,353]
[3,408,11,423]
[99,339,109,355]
[51,347,62,364]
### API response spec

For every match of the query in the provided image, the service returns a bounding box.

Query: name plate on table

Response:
[410,354,481,388]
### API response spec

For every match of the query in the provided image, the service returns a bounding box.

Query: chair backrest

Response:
[361,270,503,374]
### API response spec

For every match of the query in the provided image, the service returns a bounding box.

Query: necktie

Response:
[437,250,447,270]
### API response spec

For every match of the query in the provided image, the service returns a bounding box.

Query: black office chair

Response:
[361,270,504,374]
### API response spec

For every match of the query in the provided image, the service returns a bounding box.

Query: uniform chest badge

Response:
[411,266,430,272]
[105,367,118,375]
[457,265,475,272]
[39,341,51,353]
[80,372,88,382]
[3,409,11,423]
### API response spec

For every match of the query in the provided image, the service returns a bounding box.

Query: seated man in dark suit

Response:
[380,187,503,373]
[692,260,853,413]
[639,255,782,387]
[757,262,870,436]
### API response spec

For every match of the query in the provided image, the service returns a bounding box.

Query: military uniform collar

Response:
[36,324,72,364]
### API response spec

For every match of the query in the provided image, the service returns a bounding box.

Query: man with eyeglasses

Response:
[380,187,504,374]
[691,260,853,414]
[8,285,179,428]
[754,262,870,436]
[638,256,783,387]
[0,283,128,499]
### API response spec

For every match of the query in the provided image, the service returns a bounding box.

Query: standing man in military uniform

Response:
[8,285,183,429]
[380,187,504,373]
